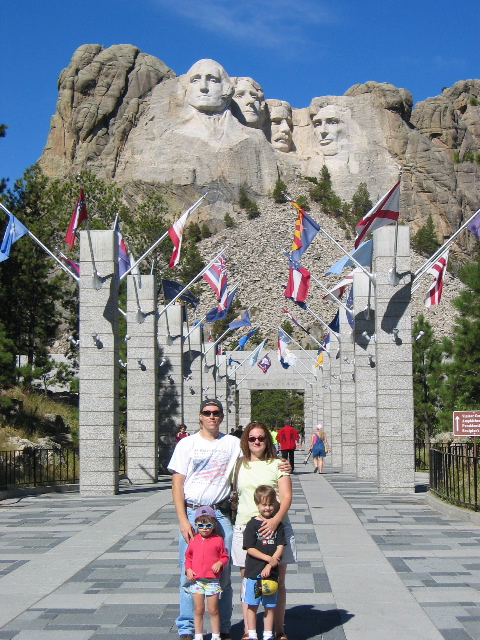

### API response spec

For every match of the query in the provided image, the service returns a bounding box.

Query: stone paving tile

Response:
[327,474,480,640]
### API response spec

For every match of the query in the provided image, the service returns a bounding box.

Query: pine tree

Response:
[438,250,480,430]
[412,314,443,442]
[411,215,439,256]
[350,182,372,224]
[272,179,287,203]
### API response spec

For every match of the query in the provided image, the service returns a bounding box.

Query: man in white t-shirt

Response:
[168,399,240,640]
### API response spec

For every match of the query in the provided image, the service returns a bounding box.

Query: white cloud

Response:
[152,0,335,50]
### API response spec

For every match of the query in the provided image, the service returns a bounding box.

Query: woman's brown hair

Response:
[240,422,277,465]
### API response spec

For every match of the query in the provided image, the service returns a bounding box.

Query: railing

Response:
[415,440,430,470]
[429,445,479,512]
[0,447,79,490]
[0,445,127,490]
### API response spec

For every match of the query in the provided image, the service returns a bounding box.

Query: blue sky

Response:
[1,0,479,184]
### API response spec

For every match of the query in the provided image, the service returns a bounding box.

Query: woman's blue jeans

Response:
[175,506,233,636]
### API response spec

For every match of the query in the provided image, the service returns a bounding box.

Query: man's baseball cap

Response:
[194,506,216,520]
[200,399,224,414]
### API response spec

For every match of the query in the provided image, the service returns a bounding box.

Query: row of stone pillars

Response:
[78,224,414,496]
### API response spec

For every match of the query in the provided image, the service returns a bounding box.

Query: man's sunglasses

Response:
[201,410,221,417]
[196,522,214,529]
[248,435,266,443]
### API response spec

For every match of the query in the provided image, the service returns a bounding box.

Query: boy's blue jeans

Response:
[176,506,233,636]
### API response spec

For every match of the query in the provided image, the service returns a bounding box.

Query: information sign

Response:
[453,410,480,436]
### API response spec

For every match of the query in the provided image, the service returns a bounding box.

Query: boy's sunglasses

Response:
[248,435,266,443]
[201,410,221,417]
[196,522,214,529]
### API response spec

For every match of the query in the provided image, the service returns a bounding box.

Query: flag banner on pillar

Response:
[228,309,251,330]
[64,189,88,249]
[114,221,131,278]
[206,286,237,322]
[325,240,372,275]
[0,212,29,261]
[60,256,80,277]
[467,212,480,241]
[162,279,199,308]
[202,253,227,300]
[322,271,355,302]
[277,329,297,369]
[315,347,323,367]
[328,311,340,334]
[354,181,400,248]
[249,340,265,367]
[284,257,311,303]
[281,307,310,335]
[257,354,272,374]
[288,200,320,262]
[237,327,258,350]
[345,285,354,328]
[424,249,449,307]
[168,208,192,268]
[228,357,241,366]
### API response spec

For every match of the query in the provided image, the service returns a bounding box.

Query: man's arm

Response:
[172,471,194,542]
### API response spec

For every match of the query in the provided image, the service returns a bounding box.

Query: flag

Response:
[328,311,339,334]
[114,221,131,278]
[162,279,199,308]
[202,253,227,300]
[257,354,272,374]
[206,287,237,322]
[60,256,80,277]
[249,340,265,367]
[323,271,355,302]
[284,257,311,303]
[467,212,480,241]
[315,347,323,367]
[425,249,449,307]
[228,357,241,366]
[288,203,320,262]
[168,207,192,268]
[277,329,297,369]
[345,285,354,328]
[237,327,258,350]
[228,309,251,330]
[281,307,310,335]
[64,189,88,249]
[0,213,29,261]
[315,332,330,367]
[326,240,373,275]
[355,181,400,248]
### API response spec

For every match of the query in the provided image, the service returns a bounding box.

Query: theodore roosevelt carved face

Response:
[231,77,265,128]
[185,59,233,114]
[265,99,293,152]
[310,104,345,156]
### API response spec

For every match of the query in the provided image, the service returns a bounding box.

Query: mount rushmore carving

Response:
[40,44,480,241]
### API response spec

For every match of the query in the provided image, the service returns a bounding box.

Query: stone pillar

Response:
[354,271,378,480]
[79,230,119,496]
[182,322,203,432]
[126,275,158,484]
[339,307,356,473]
[328,332,342,470]
[158,303,183,473]
[202,339,218,402]
[321,345,331,445]
[216,354,229,433]
[238,385,251,426]
[373,226,415,493]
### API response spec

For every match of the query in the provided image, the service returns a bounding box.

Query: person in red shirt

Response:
[276,424,300,471]
[185,506,229,640]
[175,424,189,444]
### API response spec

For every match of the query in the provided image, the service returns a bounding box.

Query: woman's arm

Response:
[258,474,292,536]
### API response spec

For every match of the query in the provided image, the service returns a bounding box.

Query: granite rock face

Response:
[39,45,480,242]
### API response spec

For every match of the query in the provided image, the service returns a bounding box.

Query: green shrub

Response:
[295,195,310,211]
[245,200,260,219]
[272,179,288,203]
[201,223,212,239]
[238,186,249,208]
[469,96,480,106]
[224,212,235,228]
[463,149,475,163]
[453,150,461,163]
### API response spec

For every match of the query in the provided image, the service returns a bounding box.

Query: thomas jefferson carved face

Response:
[185,59,233,114]
[231,77,265,128]
[311,105,344,155]
[266,100,293,152]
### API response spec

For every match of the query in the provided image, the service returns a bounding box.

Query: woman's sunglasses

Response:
[196,522,214,529]
[201,410,221,417]
[248,435,266,443]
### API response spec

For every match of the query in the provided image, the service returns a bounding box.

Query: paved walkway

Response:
[0,452,479,640]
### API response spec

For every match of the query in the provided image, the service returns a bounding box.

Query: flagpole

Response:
[309,272,349,312]
[0,203,81,282]
[236,353,269,386]
[204,327,232,356]
[184,314,207,340]
[317,226,376,285]
[277,327,318,365]
[412,207,480,287]
[119,194,208,281]
[228,350,253,375]
[296,302,340,340]
[157,246,228,319]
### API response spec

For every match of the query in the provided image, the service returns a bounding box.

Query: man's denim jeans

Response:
[176,506,233,636]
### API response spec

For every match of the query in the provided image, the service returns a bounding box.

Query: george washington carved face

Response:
[185,59,233,114]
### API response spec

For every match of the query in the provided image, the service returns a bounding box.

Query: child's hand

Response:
[186,569,196,581]
[211,561,223,574]
[261,565,272,578]
[267,556,279,568]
